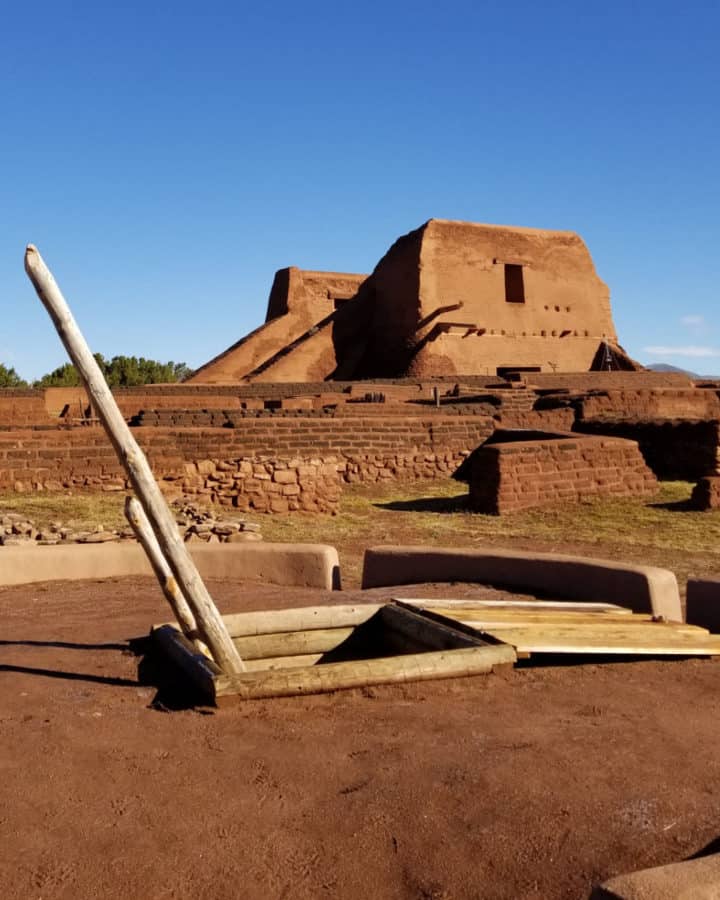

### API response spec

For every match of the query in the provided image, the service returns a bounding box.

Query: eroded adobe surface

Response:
[189,219,637,383]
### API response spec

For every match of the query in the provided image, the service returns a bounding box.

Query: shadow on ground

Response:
[375,494,469,514]
[648,498,696,512]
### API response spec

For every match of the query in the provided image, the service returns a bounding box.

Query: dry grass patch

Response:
[0,491,126,531]
[262,479,720,587]
[1,480,717,589]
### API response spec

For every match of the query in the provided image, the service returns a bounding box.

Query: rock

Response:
[226,531,263,543]
[0,536,24,547]
[239,522,261,532]
[590,853,720,899]
[79,532,119,543]
[191,523,213,535]
[213,523,240,536]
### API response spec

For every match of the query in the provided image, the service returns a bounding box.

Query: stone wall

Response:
[468,434,657,514]
[176,449,470,512]
[179,457,343,513]
[0,415,494,502]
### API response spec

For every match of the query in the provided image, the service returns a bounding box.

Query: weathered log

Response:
[232,627,355,660]
[152,623,516,703]
[214,644,518,701]
[24,244,244,675]
[125,497,209,656]
[222,604,382,637]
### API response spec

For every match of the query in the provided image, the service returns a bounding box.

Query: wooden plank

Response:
[452,618,704,636]
[222,604,382,637]
[213,644,517,701]
[427,608,655,626]
[473,622,710,638]
[397,598,635,614]
[232,627,355,660]
[475,625,720,655]
[25,245,245,676]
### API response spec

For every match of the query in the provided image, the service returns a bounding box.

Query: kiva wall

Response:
[468,434,657,514]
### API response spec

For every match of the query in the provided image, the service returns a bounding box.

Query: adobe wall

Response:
[0,415,495,503]
[188,268,367,384]
[0,391,54,428]
[579,388,720,422]
[575,419,720,480]
[468,434,657,514]
[265,267,367,320]
[358,219,627,378]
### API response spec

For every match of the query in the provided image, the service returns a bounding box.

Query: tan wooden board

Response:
[426,609,657,626]
[473,624,720,656]
[396,598,635,614]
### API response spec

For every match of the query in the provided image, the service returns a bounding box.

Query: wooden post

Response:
[125,497,209,656]
[24,244,245,675]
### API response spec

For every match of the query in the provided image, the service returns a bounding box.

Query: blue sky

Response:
[1,0,718,379]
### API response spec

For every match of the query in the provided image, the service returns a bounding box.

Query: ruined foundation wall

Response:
[0,391,55,428]
[575,419,720,480]
[0,415,494,503]
[579,389,720,422]
[469,435,657,514]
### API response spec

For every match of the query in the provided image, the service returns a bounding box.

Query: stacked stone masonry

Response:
[0,416,494,510]
[181,457,343,513]
[469,434,657,515]
[1,375,719,514]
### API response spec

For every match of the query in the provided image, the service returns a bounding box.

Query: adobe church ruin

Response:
[7,218,718,517]
[189,219,638,384]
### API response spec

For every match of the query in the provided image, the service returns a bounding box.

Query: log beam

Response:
[25,244,244,675]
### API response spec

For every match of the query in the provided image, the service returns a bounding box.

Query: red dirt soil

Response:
[1,576,719,900]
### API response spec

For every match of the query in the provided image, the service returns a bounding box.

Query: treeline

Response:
[0,356,193,388]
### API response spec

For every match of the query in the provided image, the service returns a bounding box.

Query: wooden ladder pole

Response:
[24,244,245,675]
[125,497,210,657]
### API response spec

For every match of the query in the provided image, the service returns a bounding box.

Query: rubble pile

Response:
[0,503,263,548]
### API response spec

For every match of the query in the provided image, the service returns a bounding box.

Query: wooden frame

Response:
[152,602,517,703]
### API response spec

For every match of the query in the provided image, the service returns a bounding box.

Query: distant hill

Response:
[647,363,720,380]
[647,363,700,377]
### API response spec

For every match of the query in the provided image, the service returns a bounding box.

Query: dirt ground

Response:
[2,575,720,900]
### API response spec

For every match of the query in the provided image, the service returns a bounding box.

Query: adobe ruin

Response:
[189,219,639,384]
[4,220,719,517]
